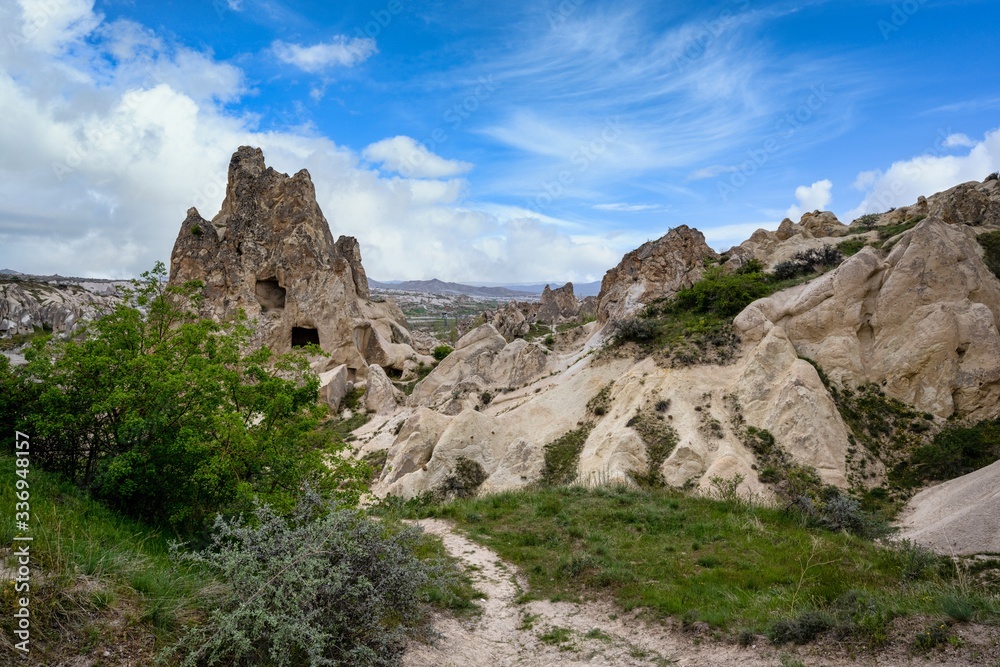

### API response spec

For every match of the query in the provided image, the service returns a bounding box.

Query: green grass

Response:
[385,485,1000,641]
[0,456,218,662]
[877,216,924,241]
[837,238,868,257]
[542,425,593,486]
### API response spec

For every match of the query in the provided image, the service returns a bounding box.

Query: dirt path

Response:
[405,519,1000,667]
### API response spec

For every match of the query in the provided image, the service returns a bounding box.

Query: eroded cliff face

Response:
[168,146,422,380]
[595,225,717,325]
[359,175,1000,503]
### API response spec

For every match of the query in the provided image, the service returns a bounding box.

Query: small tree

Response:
[4,263,366,534]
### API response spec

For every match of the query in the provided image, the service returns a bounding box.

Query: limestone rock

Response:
[318,364,351,410]
[736,218,1000,419]
[409,324,548,406]
[0,281,122,338]
[799,210,848,238]
[168,146,418,380]
[731,327,871,487]
[482,302,530,341]
[897,458,1000,555]
[596,225,717,325]
[537,282,581,324]
[364,364,405,414]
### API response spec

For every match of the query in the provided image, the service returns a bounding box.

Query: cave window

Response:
[255,279,286,310]
[292,327,320,348]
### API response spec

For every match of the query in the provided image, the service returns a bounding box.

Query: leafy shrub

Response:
[607,317,659,344]
[165,491,436,667]
[439,457,488,499]
[768,610,832,644]
[734,258,765,274]
[2,264,365,534]
[543,333,555,348]
[480,390,493,406]
[891,419,1000,487]
[432,344,453,361]
[853,212,882,230]
[977,231,1000,280]
[772,245,843,281]
[913,623,955,652]
[986,171,999,181]
[671,267,773,318]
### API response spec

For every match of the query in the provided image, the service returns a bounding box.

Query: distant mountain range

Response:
[370,278,602,298]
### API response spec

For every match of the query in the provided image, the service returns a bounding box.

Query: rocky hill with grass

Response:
[354,174,1000,557]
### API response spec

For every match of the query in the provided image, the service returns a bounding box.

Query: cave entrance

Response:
[292,327,320,348]
[255,278,286,310]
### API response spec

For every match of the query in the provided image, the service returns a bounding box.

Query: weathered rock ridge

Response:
[0,279,123,340]
[168,147,422,381]
[596,225,717,325]
[357,174,1000,513]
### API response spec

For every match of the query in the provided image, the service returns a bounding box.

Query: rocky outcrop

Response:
[168,147,420,380]
[596,225,717,325]
[736,218,1000,419]
[877,179,1000,229]
[537,282,581,324]
[409,324,549,409]
[482,302,530,342]
[0,280,122,338]
[897,458,1000,555]
[365,364,405,414]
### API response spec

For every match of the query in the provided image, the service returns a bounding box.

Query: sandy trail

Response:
[405,519,1000,667]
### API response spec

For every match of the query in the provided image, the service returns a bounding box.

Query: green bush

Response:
[164,491,437,667]
[853,212,882,230]
[772,245,843,281]
[891,419,1000,487]
[432,344,453,361]
[1,264,366,535]
[671,267,773,318]
[977,231,1000,280]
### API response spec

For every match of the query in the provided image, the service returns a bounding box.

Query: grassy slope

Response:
[391,484,1000,645]
[0,454,481,663]
[0,455,216,664]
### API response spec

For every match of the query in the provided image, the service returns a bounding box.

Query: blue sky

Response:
[0,0,998,282]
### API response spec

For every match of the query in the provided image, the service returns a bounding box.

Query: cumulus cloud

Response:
[845,129,1000,219]
[272,36,377,73]
[786,179,833,220]
[942,133,975,148]
[363,136,473,179]
[0,2,621,283]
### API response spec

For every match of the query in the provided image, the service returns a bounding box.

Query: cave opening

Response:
[292,327,320,348]
[255,278,286,310]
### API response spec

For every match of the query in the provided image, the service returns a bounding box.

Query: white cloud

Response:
[687,165,739,181]
[0,3,622,283]
[272,36,377,73]
[363,136,473,179]
[943,133,974,148]
[786,179,833,220]
[852,170,878,191]
[592,203,661,212]
[845,129,1000,219]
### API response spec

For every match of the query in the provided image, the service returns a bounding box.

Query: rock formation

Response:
[346,173,1000,544]
[736,219,1000,419]
[0,279,122,339]
[168,146,425,381]
[596,225,717,325]
[537,282,582,324]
